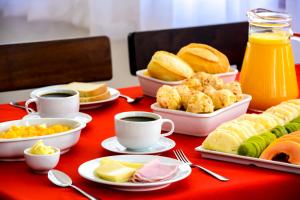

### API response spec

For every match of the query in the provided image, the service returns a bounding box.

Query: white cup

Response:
[25,88,79,118]
[114,111,175,150]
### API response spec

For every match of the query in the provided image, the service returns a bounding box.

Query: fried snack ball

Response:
[223,81,243,101]
[174,85,192,109]
[183,77,203,91]
[203,85,217,97]
[193,72,224,89]
[186,91,214,113]
[156,85,181,110]
[210,89,236,109]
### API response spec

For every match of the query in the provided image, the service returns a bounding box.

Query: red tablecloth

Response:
[1,66,300,200]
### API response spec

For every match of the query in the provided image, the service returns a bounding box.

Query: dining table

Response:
[1,65,300,200]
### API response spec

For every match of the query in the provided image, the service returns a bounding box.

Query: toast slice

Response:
[80,90,111,102]
[66,82,108,97]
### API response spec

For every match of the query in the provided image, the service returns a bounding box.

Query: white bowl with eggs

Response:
[0,118,85,161]
[137,67,238,97]
[151,94,252,137]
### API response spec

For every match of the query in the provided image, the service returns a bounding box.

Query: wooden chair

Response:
[128,22,248,75]
[0,36,112,91]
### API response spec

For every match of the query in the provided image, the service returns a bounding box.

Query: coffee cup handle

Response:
[25,98,37,114]
[161,119,175,137]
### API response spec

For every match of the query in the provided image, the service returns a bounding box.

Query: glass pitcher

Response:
[240,8,299,111]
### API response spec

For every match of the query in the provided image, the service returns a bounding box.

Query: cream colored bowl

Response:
[0,118,86,161]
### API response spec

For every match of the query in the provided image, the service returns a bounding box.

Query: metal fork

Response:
[174,149,229,181]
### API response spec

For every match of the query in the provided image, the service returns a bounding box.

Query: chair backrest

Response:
[128,22,248,75]
[0,36,112,91]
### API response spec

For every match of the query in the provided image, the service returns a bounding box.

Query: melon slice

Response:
[260,140,300,164]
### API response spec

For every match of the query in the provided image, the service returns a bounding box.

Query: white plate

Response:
[195,146,300,174]
[101,136,176,155]
[151,94,252,137]
[23,112,92,124]
[78,155,191,191]
[30,85,120,110]
[0,118,86,161]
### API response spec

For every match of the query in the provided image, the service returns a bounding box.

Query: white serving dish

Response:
[136,67,238,97]
[0,118,86,161]
[195,146,300,174]
[151,94,251,137]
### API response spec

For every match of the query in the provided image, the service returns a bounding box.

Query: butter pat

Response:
[30,140,56,155]
[95,158,142,182]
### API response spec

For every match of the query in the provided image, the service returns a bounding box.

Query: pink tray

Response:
[151,94,251,137]
[137,68,238,97]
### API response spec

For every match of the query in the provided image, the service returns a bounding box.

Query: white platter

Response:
[195,146,300,174]
[30,85,120,110]
[78,155,191,191]
[151,94,252,137]
[137,67,238,97]
[0,118,86,161]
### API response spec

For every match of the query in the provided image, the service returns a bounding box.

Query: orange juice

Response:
[240,32,298,110]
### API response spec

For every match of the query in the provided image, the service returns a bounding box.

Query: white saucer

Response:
[22,112,92,124]
[101,136,176,155]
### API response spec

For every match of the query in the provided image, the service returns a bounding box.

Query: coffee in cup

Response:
[25,88,79,118]
[114,111,175,150]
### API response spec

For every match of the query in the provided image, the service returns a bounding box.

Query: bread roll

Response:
[147,51,194,81]
[177,43,230,74]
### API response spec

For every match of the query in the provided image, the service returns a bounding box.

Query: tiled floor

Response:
[0,0,299,103]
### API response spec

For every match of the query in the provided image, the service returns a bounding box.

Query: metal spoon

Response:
[119,94,144,104]
[9,102,35,113]
[48,169,99,200]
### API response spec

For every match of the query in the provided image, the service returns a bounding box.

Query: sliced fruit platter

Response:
[196,99,300,174]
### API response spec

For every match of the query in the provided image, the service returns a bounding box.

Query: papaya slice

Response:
[260,140,300,164]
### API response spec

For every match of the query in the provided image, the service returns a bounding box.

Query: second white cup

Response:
[114,111,175,150]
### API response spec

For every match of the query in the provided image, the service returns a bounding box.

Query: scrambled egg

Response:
[0,124,71,139]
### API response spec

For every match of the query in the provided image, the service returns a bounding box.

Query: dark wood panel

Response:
[128,22,248,75]
[0,36,112,91]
